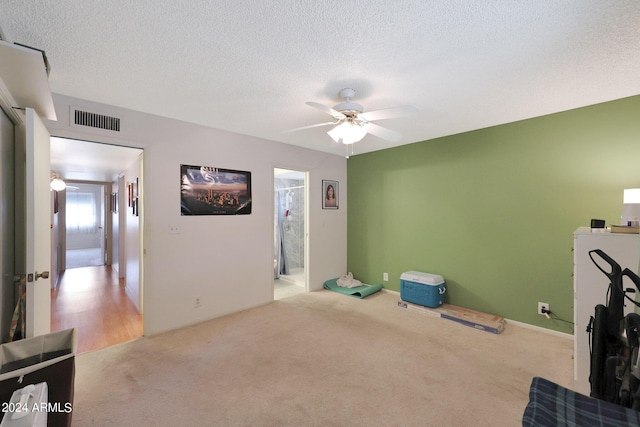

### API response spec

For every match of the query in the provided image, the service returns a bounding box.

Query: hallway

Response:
[51,265,143,354]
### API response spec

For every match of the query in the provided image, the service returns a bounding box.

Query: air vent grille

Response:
[74,109,120,132]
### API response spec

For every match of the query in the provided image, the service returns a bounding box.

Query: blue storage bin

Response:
[400,271,446,308]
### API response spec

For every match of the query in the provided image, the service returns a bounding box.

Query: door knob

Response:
[35,271,49,280]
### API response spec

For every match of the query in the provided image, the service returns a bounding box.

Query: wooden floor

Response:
[51,265,143,354]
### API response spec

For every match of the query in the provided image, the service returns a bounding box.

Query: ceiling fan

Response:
[286,88,418,145]
[49,172,79,191]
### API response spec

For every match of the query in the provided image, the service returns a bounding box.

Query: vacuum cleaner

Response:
[588,249,640,408]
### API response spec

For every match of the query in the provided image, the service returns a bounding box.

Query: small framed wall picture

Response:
[322,180,338,209]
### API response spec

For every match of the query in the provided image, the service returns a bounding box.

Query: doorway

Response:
[50,137,144,352]
[65,182,106,269]
[274,168,307,299]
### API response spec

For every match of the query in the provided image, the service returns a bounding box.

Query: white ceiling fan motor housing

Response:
[333,88,363,116]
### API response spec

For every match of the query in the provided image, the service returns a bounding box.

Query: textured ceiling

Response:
[1,0,640,160]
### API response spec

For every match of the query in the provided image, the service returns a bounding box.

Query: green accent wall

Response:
[347,95,640,333]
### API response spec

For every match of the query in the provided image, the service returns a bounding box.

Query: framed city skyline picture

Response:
[180,164,252,215]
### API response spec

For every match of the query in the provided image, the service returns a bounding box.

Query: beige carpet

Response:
[73,290,573,426]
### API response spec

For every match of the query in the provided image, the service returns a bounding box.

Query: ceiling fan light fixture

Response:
[327,121,367,145]
[50,172,66,191]
[50,178,66,191]
[342,123,367,145]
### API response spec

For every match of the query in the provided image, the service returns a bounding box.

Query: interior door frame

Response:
[272,167,309,295]
[62,180,110,269]
[48,137,144,318]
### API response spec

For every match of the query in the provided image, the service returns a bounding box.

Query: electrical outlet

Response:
[538,302,549,315]
[383,272,389,281]
[194,296,201,308]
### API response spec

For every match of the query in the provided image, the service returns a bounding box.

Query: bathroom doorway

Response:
[274,168,307,299]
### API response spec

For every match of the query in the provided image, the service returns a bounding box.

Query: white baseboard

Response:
[505,318,573,340]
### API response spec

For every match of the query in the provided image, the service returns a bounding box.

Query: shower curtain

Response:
[275,190,290,278]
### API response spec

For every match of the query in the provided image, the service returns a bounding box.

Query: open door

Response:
[14,107,51,338]
[1,40,56,340]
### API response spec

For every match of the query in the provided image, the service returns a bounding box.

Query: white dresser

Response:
[573,227,640,395]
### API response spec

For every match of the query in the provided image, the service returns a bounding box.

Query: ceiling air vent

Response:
[73,109,121,132]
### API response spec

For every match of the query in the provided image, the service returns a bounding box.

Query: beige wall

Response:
[45,94,347,336]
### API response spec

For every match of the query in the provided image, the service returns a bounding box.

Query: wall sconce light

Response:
[50,172,66,191]
[621,188,640,226]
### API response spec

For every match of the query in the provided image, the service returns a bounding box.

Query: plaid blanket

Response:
[522,377,640,427]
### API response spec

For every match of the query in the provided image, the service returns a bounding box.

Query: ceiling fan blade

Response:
[281,121,338,134]
[360,105,419,121]
[306,102,345,119]
[363,122,403,143]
